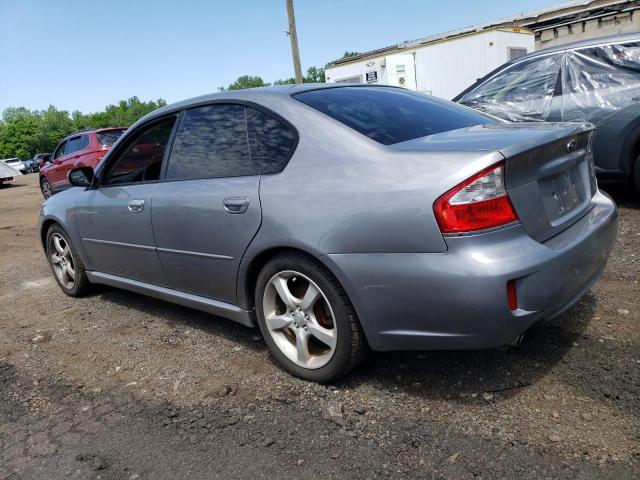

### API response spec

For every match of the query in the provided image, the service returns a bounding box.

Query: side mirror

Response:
[68,166,95,187]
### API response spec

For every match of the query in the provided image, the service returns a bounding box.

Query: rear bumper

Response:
[323,191,617,351]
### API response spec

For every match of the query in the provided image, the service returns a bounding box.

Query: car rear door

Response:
[75,117,178,285]
[151,104,262,304]
[58,134,90,185]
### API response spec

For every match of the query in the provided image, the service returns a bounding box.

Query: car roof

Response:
[61,127,127,141]
[528,32,640,57]
[135,83,401,127]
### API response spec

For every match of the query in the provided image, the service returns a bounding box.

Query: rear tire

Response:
[40,177,52,199]
[632,152,640,197]
[255,252,368,382]
[46,224,92,297]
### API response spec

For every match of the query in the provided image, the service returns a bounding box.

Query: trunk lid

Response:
[392,121,597,242]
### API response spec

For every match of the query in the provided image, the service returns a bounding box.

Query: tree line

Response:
[1,54,360,160]
[0,97,167,160]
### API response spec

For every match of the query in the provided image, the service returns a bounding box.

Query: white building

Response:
[324,0,640,100]
[325,27,534,100]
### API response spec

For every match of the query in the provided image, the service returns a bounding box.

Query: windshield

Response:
[294,87,492,145]
[97,129,126,147]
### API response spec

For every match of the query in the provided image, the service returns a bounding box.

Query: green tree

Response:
[0,97,167,160]
[220,75,270,91]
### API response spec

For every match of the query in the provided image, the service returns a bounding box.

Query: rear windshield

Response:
[294,86,492,145]
[97,130,126,146]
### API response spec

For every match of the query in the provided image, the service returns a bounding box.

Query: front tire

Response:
[255,252,367,382]
[46,224,92,297]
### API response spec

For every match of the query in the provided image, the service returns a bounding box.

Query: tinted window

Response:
[295,87,491,145]
[53,141,67,159]
[247,107,296,174]
[97,130,126,146]
[166,104,253,180]
[104,118,176,185]
[65,135,89,155]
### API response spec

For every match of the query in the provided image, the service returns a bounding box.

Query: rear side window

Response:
[166,104,253,180]
[563,43,640,94]
[294,87,491,145]
[65,135,89,155]
[246,107,296,174]
[97,130,126,147]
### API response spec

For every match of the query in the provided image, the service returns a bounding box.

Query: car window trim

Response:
[159,100,299,183]
[53,140,68,160]
[96,114,181,189]
[94,100,299,188]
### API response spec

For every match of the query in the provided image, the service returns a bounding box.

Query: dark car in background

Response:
[454,33,640,194]
[39,128,126,198]
[33,153,52,170]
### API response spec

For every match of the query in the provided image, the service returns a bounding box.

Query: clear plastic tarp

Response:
[459,41,640,124]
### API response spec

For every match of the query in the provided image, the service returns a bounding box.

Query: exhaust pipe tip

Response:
[506,334,525,348]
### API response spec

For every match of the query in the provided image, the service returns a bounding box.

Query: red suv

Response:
[39,128,126,198]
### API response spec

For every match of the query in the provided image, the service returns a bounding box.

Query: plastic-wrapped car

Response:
[454,33,640,194]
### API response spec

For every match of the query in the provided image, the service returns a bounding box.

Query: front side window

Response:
[246,107,296,174]
[53,141,67,159]
[166,104,253,180]
[295,86,491,145]
[103,118,176,186]
[460,53,562,121]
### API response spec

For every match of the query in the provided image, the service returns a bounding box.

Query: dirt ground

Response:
[0,173,638,479]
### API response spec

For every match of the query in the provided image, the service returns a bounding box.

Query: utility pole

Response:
[286,0,304,84]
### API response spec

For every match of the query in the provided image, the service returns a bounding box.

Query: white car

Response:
[3,158,28,174]
[0,159,22,185]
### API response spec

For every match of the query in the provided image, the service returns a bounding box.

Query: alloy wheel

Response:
[49,233,75,289]
[263,270,337,369]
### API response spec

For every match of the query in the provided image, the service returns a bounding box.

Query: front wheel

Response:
[255,252,368,382]
[46,224,92,297]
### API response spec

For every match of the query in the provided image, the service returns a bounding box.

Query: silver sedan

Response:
[39,85,617,381]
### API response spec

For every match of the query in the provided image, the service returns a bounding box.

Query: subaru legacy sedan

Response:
[39,85,617,382]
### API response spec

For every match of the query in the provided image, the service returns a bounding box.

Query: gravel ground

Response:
[0,174,638,479]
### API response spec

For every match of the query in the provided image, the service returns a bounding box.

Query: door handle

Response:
[127,199,145,213]
[223,197,249,214]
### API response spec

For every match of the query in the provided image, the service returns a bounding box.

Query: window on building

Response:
[508,47,528,61]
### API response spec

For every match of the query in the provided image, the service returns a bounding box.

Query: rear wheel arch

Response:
[243,247,323,311]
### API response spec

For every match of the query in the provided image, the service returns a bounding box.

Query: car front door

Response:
[48,140,68,187]
[75,117,178,285]
[151,104,262,304]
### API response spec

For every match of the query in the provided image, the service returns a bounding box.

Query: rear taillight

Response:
[434,162,518,234]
